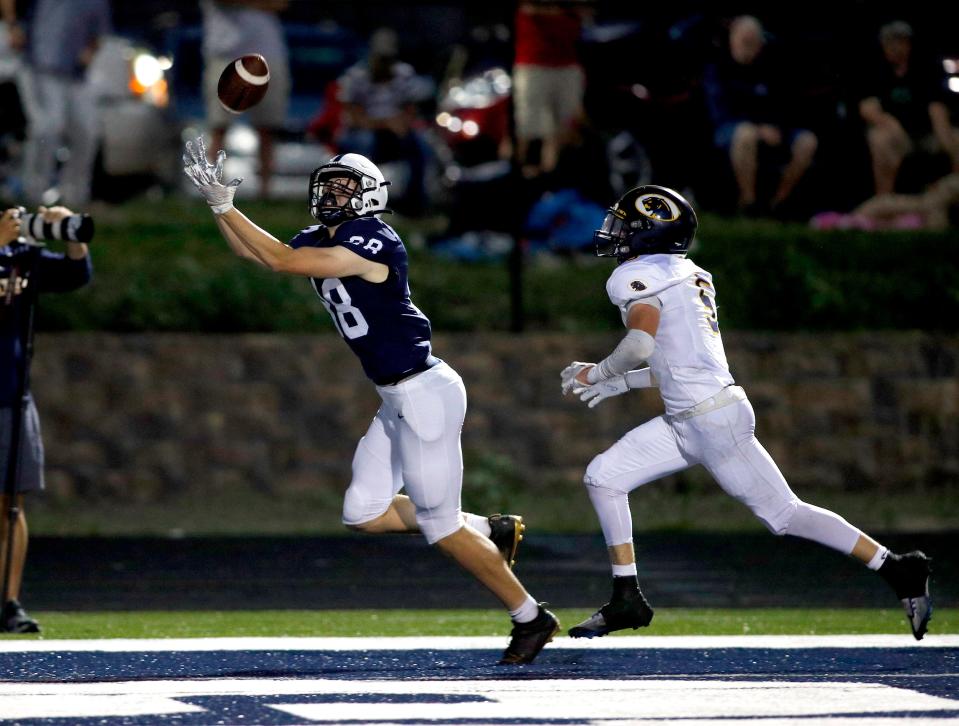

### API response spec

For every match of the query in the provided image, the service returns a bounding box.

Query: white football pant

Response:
[584,392,864,555]
[343,361,466,544]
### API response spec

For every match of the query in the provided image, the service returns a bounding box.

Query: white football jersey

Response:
[606,254,734,415]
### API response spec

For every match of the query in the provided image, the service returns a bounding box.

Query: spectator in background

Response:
[512,1,590,179]
[200,0,290,199]
[704,16,818,216]
[859,21,959,196]
[0,205,92,633]
[0,0,110,207]
[812,170,959,231]
[336,28,434,216]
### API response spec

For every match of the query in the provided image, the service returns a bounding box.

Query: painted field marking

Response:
[1,636,957,724]
[0,678,956,722]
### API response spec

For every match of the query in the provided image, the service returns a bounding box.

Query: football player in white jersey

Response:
[561,185,933,640]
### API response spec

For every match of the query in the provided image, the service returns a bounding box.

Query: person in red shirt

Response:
[512,1,591,178]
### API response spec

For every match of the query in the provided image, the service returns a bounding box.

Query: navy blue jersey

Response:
[0,243,93,405]
[289,217,434,385]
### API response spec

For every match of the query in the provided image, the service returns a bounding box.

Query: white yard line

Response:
[1,633,957,652]
[0,678,956,723]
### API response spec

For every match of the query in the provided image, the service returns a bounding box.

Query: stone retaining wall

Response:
[24,332,958,519]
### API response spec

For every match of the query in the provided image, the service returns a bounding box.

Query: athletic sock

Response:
[509,595,540,624]
[868,546,890,571]
[612,562,637,578]
[463,512,492,537]
[612,574,640,600]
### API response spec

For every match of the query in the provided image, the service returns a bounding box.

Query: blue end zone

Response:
[1,645,957,724]
[3,647,958,692]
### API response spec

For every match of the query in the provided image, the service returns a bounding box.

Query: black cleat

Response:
[488,514,524,569]
[1,600,40,634]
[499,604,560,665]
[568,592,654,638]
[879,550,933,640]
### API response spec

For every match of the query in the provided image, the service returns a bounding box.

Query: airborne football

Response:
[216,53,270,114]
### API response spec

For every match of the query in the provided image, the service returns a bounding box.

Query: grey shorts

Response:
[0,396,45,494]
[512,64,585,140]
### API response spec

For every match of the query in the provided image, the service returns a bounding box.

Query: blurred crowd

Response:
[1,1,958,255]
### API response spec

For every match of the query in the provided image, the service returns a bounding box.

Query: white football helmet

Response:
[309,153,391,225]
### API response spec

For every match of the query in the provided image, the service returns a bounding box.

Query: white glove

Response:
[561,361,594,395]
[182,136,243,214]
[577,376,630,408]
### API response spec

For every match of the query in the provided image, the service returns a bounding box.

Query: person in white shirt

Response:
[561,185,933,640]
[200,0,290,199]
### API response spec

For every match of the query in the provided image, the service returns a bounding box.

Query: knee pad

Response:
[341,484,390,528]
[584,454,633,498]
[753,497,798,536]
[584,472,619,501]
[584,455,611,491]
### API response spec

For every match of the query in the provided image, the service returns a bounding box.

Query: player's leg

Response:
[354,490,524,567]
[342,406,409,533]
[345,419,526,568]
[389,369,521,599]
[389,364,558,663]
[569,415,694,638]
[342,367,525,563]
[695,396,932,639]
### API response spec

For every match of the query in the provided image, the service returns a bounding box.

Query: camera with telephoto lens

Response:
[14,207,94,243]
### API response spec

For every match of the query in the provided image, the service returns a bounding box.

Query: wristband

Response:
[624,368,656,389]
[210,202,234,215]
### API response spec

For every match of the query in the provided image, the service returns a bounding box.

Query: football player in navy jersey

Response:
[183,138,559,664]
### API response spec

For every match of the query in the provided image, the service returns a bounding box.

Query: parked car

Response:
[87,34,180,198]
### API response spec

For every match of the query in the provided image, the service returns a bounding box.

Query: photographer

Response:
[0,205,91,633]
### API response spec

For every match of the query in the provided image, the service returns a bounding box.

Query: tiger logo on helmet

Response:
[594,185,698,261]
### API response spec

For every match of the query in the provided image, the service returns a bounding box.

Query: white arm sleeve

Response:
[587,329,656,383]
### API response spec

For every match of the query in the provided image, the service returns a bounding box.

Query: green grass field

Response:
[4,608,954,640]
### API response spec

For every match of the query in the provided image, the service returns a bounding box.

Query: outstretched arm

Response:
[217,207,386,280]
[213,212,266,266]
[561,301,660,407]
[182,136,387,281]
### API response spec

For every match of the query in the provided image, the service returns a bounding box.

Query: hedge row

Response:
[34,198,959,333]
